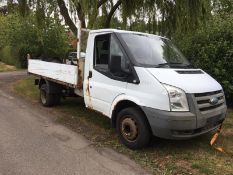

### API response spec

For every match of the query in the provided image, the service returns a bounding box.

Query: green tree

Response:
[174,13,233,105]
[13,0,212,37]
[0,12,69,67]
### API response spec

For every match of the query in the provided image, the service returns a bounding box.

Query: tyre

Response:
[40,84,55,107]
[116,107,151,149]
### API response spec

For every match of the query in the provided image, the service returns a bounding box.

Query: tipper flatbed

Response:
[28,59,78,87]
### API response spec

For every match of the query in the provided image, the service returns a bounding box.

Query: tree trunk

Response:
[7,0,13,6]
[104,0,122,28]
[57,0,77,35]
[7,0,14,13]
[97,0,108,8]
[73,2,86,28]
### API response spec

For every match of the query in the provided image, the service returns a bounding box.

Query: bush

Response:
[0,13,69,68]
[175,14,233,106]
[0,46,20,67]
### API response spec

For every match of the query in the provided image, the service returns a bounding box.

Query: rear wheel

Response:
[116,107,151,149]
[40,84,55,107]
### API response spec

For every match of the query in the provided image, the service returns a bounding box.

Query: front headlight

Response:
[163,84,189,112]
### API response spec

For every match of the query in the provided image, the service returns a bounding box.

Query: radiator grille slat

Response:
[198,99,224,108]
[196,92,224,101]
[194,90,225,112]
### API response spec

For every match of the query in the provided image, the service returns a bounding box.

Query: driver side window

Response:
[94,34,110,73]
[94,34,130,77]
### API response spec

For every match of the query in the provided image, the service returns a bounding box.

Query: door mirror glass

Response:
[110,35,131,75]
[109,55,122,74]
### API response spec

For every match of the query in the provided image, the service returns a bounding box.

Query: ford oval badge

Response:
[210,97,218,105]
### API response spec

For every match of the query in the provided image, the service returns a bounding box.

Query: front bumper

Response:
[141,94,227,139]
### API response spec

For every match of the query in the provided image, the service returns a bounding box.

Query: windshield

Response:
[120,33,190,68]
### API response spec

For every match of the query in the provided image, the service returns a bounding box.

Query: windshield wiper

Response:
[156,62,192,68]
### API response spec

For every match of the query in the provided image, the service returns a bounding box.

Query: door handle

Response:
[88,71,92,79]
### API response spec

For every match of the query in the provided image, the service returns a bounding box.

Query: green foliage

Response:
[0,61,16,72]
[35,16,70,59]
[120,0,212,37]
[212,0,233,14]
[0,46,20,67]
[0,12,69,68]
[174,14,233,105]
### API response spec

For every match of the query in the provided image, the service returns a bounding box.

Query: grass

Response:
[12,76,233,175]
[11,76,39,101]
[0,61,17,72]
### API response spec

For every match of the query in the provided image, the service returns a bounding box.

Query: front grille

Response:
[194,90,225,112]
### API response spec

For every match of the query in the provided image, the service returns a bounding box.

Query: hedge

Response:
[175,14,233,106]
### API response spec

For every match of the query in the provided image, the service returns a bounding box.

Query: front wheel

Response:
[116,107,151,149]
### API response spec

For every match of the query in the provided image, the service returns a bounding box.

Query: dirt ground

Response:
[0,71,149,175]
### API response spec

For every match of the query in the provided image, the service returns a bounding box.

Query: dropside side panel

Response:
[28,59,78,86]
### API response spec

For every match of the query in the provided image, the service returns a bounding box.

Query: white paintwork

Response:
[83,30,169,116]
[84,32,127,117]
[147,68,222,93]
[28,59,78,85]
[82,30,223,116]
[27,29,224,118]
[89,70,127,116]
[90,29,166,40]
[83,33,95,107]
[126,67,170,111]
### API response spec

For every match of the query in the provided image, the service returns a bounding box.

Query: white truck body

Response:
[28,28,227,149]
[28,59,78,86]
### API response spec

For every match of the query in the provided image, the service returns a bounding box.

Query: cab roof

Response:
[90,29,166,39]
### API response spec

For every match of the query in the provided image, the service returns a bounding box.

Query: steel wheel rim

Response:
[121,117,138,142]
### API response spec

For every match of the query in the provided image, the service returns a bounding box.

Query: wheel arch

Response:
[38,78,46,88]
[110,97,152,133]
[38,78,62,94]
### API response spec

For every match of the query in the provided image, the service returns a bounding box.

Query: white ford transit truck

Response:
[28,28,227,149]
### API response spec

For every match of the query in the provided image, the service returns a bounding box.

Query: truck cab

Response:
[28,29,227,149]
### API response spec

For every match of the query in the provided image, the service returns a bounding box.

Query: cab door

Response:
[86,33,130,117]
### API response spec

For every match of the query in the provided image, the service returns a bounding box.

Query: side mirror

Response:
[109,55,122,74]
